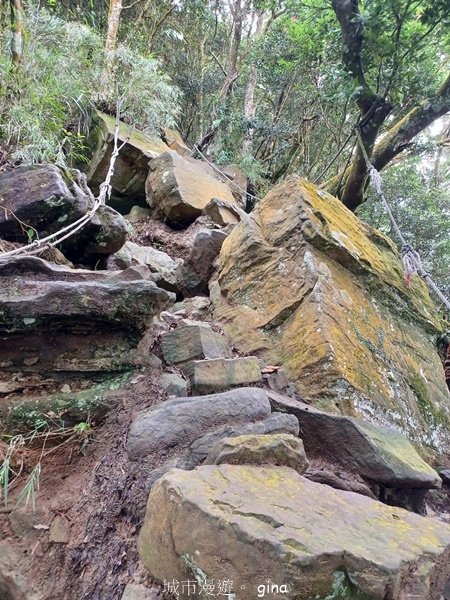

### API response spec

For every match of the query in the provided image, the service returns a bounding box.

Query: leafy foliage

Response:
[357,157,450,296]
[0,9,179,165]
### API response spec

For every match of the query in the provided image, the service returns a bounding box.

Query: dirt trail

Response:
[1,371,171,600]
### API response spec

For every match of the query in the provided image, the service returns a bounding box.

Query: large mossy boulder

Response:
[270,393,440,488]
[139,465,450,600]
[85,111,170,212]
[213,176,450,454]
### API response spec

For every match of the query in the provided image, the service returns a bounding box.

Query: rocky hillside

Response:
[0,114,450,600]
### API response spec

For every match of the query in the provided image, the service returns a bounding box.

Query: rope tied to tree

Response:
[354,126,450,312]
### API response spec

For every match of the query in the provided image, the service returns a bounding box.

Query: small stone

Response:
[171,296,211,319]
[188,413,299,467]
[61,384,72,394]
[105,244,133,270]
[263,367,289,392]
[23,356,39,366]
[204,433,309,474]
[121,583,159,600]
[440,469,450,484]
[158,373,187,397]
[182,356,262,395]
[124,206,152,223]
[9,508,48,536]
[203,197,241,226]
[49,515,70,543]
[123,241,180,273]
[161,324,231,365]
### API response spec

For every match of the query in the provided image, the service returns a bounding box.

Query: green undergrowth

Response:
[0,372,131,512]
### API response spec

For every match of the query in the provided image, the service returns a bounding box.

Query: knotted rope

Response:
[355,126,450,312]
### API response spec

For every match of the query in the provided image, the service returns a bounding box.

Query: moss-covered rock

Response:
[213,177,450,454]
[0,374,129,434]
[139,465,450,599]
[85,111,170,211]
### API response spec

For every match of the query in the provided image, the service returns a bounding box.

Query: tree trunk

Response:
[105,0,123,64]
[324,73,450,207]
[9,0,24,67]
[330,0,392,210]
[242,10,266,156]
[327,1,450,211]
[196,0,246,153]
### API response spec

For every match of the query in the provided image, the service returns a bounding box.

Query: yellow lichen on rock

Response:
[214,176,450,453]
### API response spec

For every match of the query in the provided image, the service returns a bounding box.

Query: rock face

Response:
[204,433,309,474]
[146,152,236,224]
[86,111,170,211]
[127,388,271,461]
[139,465,450,600]
[0,256,173,376]
[179,229,228,296]
[214,176,450,453]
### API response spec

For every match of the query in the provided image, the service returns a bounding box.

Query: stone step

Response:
[181,356,262,395]
[161,322,231,365]
[139,465,450,600]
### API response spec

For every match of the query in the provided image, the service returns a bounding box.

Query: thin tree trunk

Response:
[9,0,24,67]
[105,0,123,63]
[242,10,265,156]
[199,36,207,140]
[196,0,247,152]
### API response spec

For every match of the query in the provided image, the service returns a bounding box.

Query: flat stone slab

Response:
[270,392,441,489]
[139,465,450,600]
[204,433,309,474]
[127,388,271,461]
[0,256,173,376]
[161,324,231,365]
[182,356,262,394]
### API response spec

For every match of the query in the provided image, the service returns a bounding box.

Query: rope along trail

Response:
[354,126,450,312]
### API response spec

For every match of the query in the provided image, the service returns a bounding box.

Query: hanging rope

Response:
[192,144,262,204]
[0,100,128,261]
[354,126,450,313]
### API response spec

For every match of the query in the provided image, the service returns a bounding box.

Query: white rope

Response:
[192,144,261,203]
[355,127,450,312]
[0,101,128,260]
